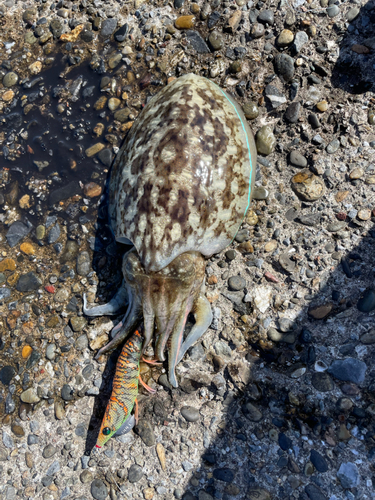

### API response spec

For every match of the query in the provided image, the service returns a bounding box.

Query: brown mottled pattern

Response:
[109,73,256,273]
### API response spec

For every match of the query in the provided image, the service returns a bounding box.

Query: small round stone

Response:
[256,125,276,155]
[289,151,307,167]
[228,276,246,291]
[327,5,340,17]
[42,444,57,459]
[316,100,328,112]
[291,170,325,201]
[258,9,274,25]
[3,72,18,87]
[180,406,200,422]
[208,31,224,51]
[91,479,108,500]
[242,101,259,120]
[108,98,121,111]
[128,464,144,483]
[277,29,294,46]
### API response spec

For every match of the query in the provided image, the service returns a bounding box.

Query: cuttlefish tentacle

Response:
[94,295,142,359]
[155,295,185,363]
[83,282,129,317]
[167,295,195,388]
[176,293,213,365]
[141,281,155,354]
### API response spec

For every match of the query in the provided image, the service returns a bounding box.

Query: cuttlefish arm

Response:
[83,282,129,317]
[176,293,212,365]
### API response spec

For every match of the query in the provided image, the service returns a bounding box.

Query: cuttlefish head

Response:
[88,248,212,388]
[124,249,206,387]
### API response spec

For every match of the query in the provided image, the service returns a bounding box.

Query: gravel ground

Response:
[0,0,375,499]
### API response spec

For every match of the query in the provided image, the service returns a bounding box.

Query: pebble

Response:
[101,18,118,37]
[180,406,200,422]
[186,30,210,53]
[243,101,259,120]
[360,329,375,344]
[128,464,144,483]
[85,143,105,157]
[6,221,32,248]
[289,151,307,167]
[311,372,334,393]
[337,462,359,488]
[326,139,340,154]
[247,489,271,500]
[258,10,274,25]
[135,420,155,446]
[349,167,364,180]
[228,276,246,291]
[279,253,296,273]
[61,384,74,401]
[3,72,18,87]
[346,7,360,21]
[43,444,57,459]
[327,5,340,18]
[251,23,265,38]
[265,85,287,109]
[284,102,301,123]
[225,11,242,34]
[278,433,292,450]
[3,431,14,449]
[175,15,195,29]
[293,31,309,53]
[291,170,325,201]
[328,358,367,384]
[0,366,15,385]
[213,468,235,483]
[91,479,108,500]
[256,126,276,155]
[114,108,131,122]
[108,53,122,69]
[357,289,375,312]
[274,54,295,83]
[308,304,332,319]
[20,388,40,404]
[310,450,328,472]
[277,29,294,47]
[70,316,87,332]
[205,32,222,52]
[242,402,263,422]
[47,224,60,244]
[304,483,326,500]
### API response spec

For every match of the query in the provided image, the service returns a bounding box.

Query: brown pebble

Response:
[351,44,370,54]
[357,209,371,221]
[84,182,102,198]
[20,242,35,255]
[308,304,333,319]
[335,191,349,202]
[316,100,328,112]
[143,487,155,500]
[25,451,33,468]
[207,275,218,285]
[7,310,21,329]
[60,24,84,42]
[85,143,105,157]
[156,443,166,471]
[11,423,25,437]
[264,240,277,253]
[238,241,254,253]
[225,10,242,33]
[175,15,195,29]
[0,258,16,272]
[349,167,364,180]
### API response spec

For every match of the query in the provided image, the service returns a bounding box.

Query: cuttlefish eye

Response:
[102,427,111,436]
